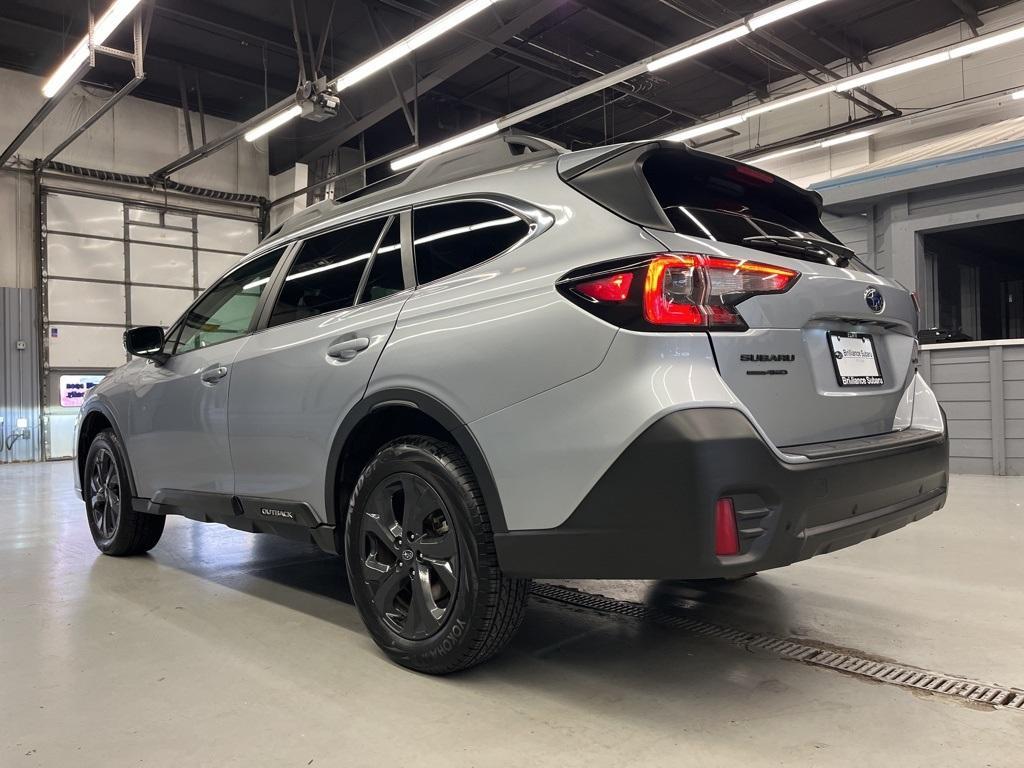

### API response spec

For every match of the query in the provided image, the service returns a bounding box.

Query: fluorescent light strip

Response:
[391,122,500,171]
[244,104,304,142]
[1014,89,1024,100]
[666,114,746,143]
[334,0,501,92]
[835,51,952,92]
[949,24,1024,58]
[751,130,874,163]
[42,0,143,97]
[647,26,751,72]
[742,84,835,118]
[748,0,834,30]
[648,0,842,72]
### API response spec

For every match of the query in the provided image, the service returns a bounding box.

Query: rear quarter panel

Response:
[368,162,666,423]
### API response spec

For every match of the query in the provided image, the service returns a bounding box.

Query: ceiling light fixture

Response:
[390,122,500,171]
[742,84,836,118]
[333,0,503,92]
[751,130,874,163]
[834,51,952,92]
[748,0,834,30]
[41,0,143,97]
[1013,89,1024,100]
[949,24,1024,58]
[665,115,747,143]
[647,25,751,72]
[244,104,304,143]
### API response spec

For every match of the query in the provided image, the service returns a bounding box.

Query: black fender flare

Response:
[323,388,507,533]
[78,399,141,499]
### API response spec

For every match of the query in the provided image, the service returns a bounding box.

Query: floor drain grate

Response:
[530,582,1024,712]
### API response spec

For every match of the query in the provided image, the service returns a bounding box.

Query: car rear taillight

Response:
[575,272,634,302]
[558,253,799,332]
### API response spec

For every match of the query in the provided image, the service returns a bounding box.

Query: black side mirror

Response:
[124,326,167,362]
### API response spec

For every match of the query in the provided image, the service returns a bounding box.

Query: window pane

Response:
[359,217,404,304]
[270,219,385,327]
[176,247,284,353]
[414,202,529,285]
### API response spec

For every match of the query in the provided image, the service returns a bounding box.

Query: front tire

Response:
[344,436,530,674]
[84,429,165,556]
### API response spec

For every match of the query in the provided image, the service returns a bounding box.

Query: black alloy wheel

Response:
[358,473,459,640]
[344,436,531,673]
[88,445,122,542]
[84,429,165,556]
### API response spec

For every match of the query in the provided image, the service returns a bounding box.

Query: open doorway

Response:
[921,219,1024,343]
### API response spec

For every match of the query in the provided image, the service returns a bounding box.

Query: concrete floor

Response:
[2,462,1022,767]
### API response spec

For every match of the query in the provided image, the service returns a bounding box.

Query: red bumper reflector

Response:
[714,498,740,556]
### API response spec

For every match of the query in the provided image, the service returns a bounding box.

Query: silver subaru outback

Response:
[74,136,949,673]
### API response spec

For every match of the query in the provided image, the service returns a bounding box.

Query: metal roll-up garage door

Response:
[41,187,260,459]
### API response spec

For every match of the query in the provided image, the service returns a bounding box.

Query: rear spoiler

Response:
[557,141,825,232]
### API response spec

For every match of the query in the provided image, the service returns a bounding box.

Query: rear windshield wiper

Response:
[742,235,854,268]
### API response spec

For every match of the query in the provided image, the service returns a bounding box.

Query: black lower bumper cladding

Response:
[494,409,948,579]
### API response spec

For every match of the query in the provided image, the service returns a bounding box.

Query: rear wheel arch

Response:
[326,390,507,536]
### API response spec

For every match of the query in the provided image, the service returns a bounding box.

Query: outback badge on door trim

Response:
[865,287,885,313]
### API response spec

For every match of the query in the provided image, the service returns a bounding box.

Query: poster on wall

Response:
[59,375,104,408]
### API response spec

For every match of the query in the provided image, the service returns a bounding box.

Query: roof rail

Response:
[263,134,565,243]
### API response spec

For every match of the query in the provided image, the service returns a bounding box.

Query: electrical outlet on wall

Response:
[15,340,26,350]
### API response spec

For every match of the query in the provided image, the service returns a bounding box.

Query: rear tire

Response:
[84,429,165,556]
[344,436,530,674]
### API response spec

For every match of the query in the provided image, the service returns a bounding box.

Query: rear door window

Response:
[357,217,404,304]
[413,201,529,285]
[269,218,387,327]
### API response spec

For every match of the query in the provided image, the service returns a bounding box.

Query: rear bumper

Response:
[493,408,948,579]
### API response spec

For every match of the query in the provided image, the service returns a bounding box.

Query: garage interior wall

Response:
[0,69,270,463]
[813,146,1024,474]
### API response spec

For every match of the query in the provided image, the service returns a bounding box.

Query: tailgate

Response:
[654,232,917,447]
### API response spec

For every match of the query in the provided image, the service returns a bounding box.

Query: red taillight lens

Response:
[575,272,634,302]
[643,256,702,325]
[644,254,798,329]
[714,498,740,556]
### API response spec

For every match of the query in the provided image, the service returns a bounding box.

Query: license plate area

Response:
[828,332,883,386]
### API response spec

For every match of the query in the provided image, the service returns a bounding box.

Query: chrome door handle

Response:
[327,337,370,360]
[200,366,229,383]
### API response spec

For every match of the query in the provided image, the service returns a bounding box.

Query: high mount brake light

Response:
[644,254,798,329]
[557,253,798,331]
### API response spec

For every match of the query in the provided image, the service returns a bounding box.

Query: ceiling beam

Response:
[950,0,983,35]
[297,0,562,164]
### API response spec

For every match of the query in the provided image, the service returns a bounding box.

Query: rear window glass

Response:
[643,152,873,272]
[269,218,385,327]
[664,206,873,273]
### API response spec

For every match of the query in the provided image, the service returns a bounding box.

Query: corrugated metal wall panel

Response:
[1006,346,1024,473]
[924,342,1024,476]
[0,287,41,462]
[822,212,869,256]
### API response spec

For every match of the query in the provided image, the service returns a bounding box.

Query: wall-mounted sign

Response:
[59,375,104,407]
